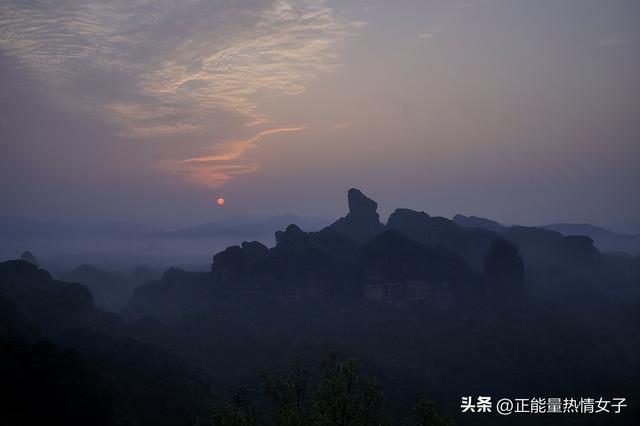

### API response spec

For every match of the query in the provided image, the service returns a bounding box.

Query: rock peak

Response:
[348,188,378,215]
[329,189,384,243]
[20,251,38,266]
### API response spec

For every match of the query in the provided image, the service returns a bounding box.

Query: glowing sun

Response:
[216,197,225,206]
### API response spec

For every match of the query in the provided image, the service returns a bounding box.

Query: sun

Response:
[216,197,225,206]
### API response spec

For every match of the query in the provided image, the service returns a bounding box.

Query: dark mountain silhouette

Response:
[125,189,620,319]
[0,260,97,332]
[453,215,640,256]
[270,226,360,293]
[363,229,473,287]
[3,188,640,425]
[329,188,385,243]
[482,237,525,290]
[20,250,38,266]
[453,216,605,270]
[543,223,640,254]
[503,226,602,270]
[386,208,499,270]
[544,222,623,238]
[60,264,133,310]
[127,190,485,318]
[1,338,115,426]
[132,265,155,284]
[453,213,508,233]
[126,267,215,319]
[0,260,215,426]
[120,189,640,426]
[453,214,640,257]
[126,223,366,318]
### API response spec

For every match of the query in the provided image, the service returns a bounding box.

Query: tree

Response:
[314,351,383,426]
[263,358,314,425]
[197,387,258,426]
[201,352,386,426]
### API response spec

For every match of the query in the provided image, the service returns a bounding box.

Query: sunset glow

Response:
[1,0,639,230]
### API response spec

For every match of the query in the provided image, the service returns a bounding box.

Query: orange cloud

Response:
[166,126,306,187]
[179,126,307,164]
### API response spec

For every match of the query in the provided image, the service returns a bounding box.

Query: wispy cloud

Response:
[0,0,362,186]
[166,126,306,187]
[330,122,350,130]
[170,162,262,188]
[181,126,306,164]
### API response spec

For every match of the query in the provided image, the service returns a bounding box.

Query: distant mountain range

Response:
[452,214,507,233]
[540,223,640,254]
[0,219,152,239]
[137,214,329,239]
[0,215,330,240]
[2,213,638,255]
[453,215,640,255]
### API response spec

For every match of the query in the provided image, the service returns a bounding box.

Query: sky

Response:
[1,0,639,232]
